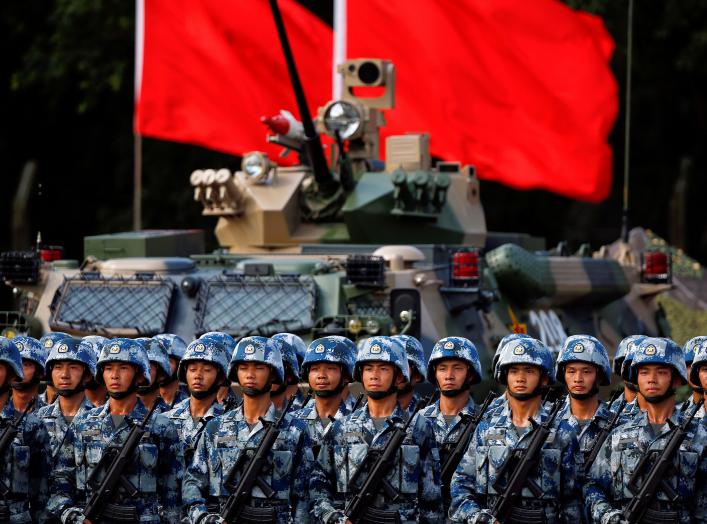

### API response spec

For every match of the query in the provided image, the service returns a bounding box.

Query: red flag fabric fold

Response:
[347,0,618,202]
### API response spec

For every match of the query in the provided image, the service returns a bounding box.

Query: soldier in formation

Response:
[79,335,109,406]
[10,335,48,413]
[154,333,190,409]
[136,337,174,413]
[393,334,428,416]
[48,337,184,523]
[182,336,312,523]
[584,337,707,523]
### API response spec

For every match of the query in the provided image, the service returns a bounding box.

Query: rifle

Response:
[83,401,159,521]
[440,391,498,488]
[622,401,701,523]
[0,399,35,495]
[219,396,296,523]
[343,395,432,524]
[490,398,564,522]
[584,390,625,474]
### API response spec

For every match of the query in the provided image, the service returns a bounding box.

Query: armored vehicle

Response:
[2,3,706,383]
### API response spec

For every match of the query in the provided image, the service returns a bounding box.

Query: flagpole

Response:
[333,0,346,99]
[133,0,145,231]
[621,0,634,242]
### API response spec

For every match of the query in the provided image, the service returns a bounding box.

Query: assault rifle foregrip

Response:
[622,402,701,524]
[83,401,158,521]
[490,398,563,522]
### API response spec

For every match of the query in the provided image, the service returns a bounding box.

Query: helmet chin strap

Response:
[190,375,223,400]
[242,379,273,398]
[508,383,544,401]
[644,387,675,404]
[568,384,599,401]
[137,381,161,395]
[159,373,178,388]
[398,382,415,396]
[11,375,41,392]
[313,377,346,399]
[107,376,140,400]
[271,381,288,396]
[56,384,86,397]
[438,371,474,398]
[625,381,639,392]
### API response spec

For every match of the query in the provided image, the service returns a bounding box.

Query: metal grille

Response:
[195,274,317,337]
[0,251,39,284]
[49,275,175,336]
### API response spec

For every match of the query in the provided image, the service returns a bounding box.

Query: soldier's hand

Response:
[197,514,223,524]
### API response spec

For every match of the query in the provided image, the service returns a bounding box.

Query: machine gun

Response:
[490,398,563,522]
[343,395,432,524]
[622,401,701,523]
[584,390,625,474]
[0,399,35,496]
[440,391,498,489]
[219,396,296,523]
[83,401,158,521]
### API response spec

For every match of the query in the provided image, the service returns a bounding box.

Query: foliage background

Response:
[1,0,705,302]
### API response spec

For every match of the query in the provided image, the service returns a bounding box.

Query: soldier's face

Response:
[237,362,271,390]
[0,363,8,388]
[186,361,220,392]
[506,364,544,394]
[308,362,343,392]
[169,357,179,375]
[103,362,138,393]
[564,363,597,395]
[636,364,679,397]
[149,363,159,384]
[21,360,39,384]
[52,361,88,390]
[698,364,707,390]
[435,359,469,392]
[362,362,399,391]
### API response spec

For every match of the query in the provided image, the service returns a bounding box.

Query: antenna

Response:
[621,0,634,242]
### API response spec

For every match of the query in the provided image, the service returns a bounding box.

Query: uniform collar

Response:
[45,395,94,418]
[0,397,18,420]
[169,397,223,419]
[95,397,149,423]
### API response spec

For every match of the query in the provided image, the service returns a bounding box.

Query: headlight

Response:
[323,101,362,140]
[348,318,363,335]
[241,152,272,185]
[365,318,380,335]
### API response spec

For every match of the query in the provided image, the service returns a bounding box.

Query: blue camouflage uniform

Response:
[450,336,582,524]
[36,395,95,465]
[556,397,612,478]
[164,398,224,466]
[310,404,443,523]
[47,337,184,523]
[0,397,51,523]
[450,401,582,524]
[309,336,443,524]
[48,399,184,523]
[182,403,313,523]
[584,336,707,523]
[182,336,313,523]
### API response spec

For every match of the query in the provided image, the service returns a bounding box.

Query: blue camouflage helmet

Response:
[0,337,24,379]
[271,333,301,381]
[620,335,648,381]
[12,335,49,376]
[354,336,411,383]
[96,338,152,385]
[689,339,707,387]
[200,331,237,356]
[495,337,556,385]
[614,335,645,377]
[629,337,688,384]
[154,333,188,360]
[392,335,427,382]
[178,338,230,382]
[427,336,483,385]
[228,336,285,384]
[136,337,172,379]
[46,337,97,377]
[682,336,706,366]
[39,331,72,352]
[302,336,357,380]
[272,332,307,365]
[556,335,612,386]
[492,333,533,375]
[80,336,109,361]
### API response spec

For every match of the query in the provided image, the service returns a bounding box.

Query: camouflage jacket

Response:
[557,396,613,474]
[36,395,95,466]
[608,392,643,421]
[449,402,582,524]
[181,402,313,524]
[292,397,353,458]
[584,410,707,524]
[163,397,224,466]
[290,388,309,411]
[163,386,189,410]
[47,398,184,523]
[309,403,443,524]
[0,399,51,523]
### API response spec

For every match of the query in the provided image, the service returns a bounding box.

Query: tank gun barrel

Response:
[268,0,336,193]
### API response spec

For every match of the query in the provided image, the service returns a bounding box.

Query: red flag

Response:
[347,0,618,202]
[135,0,332,162]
